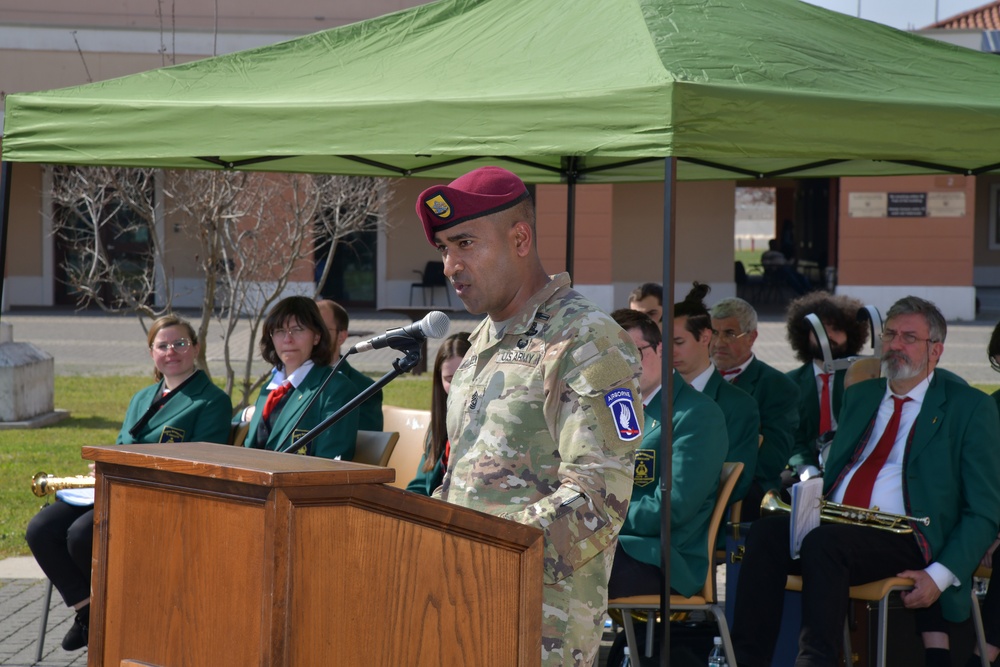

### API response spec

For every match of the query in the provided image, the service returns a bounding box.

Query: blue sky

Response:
[801,0,990,30]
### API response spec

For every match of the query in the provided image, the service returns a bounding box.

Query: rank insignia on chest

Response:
[159,426,185,443]
[605,388,641,441]
[633,449,655,487]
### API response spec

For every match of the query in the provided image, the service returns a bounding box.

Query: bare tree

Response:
[52,166,393,408]
[50,166,169,320]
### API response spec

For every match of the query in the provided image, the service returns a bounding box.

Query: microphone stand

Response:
[279,344,423,456]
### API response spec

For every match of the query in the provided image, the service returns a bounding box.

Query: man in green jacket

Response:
[732,296,1000,667]
[317,299,384,431]
[609,308,728,599]
[710,297,799,520]
[784,291,867,480]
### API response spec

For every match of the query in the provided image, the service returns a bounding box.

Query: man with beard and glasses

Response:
[784,292,868,482]
[732,296,1000,667]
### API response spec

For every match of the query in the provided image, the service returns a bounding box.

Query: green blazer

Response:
[619,373,729,597]
[406,451,445,496]
[245,364,360,460]
[731,357,800,493]
[340,359,384,431]
[117,370,232,445]
[703,370,759,504]
[824,374,1000,621]
[786,363,846,470]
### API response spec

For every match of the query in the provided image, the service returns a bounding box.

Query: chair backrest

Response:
[734,260,748,285]
[352,430,400,467]
[382,405,432,489]
[702,461,744,602]
[422,261,447,287]
[229,421,250,447]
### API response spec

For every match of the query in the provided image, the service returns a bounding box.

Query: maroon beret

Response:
[415,166,530,246]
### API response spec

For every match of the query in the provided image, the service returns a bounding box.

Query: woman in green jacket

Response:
[26,314,232,652]
[244,296,360,460]
[406,332,470,496]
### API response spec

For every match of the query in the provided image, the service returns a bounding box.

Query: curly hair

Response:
[785,291,868,364]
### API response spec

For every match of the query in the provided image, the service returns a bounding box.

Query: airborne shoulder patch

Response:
[605,388,641,441]
[424,193,452,219]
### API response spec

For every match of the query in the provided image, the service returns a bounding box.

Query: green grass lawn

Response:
[0,374,432,559]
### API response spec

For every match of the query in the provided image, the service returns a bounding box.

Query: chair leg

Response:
[409,285,418,306]
[619,609,641,663]
[644,611,655,658]
[972,591,990,667]
[712,604,738,667]
[842,616,854,666]
[35,578,53,662]
[876,596,889,667]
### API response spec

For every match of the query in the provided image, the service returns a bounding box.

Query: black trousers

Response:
[608,542,679,598]
[25,501,94,607]
[731,515,925,667]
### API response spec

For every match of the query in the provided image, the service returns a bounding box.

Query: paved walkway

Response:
[2,303,999,665]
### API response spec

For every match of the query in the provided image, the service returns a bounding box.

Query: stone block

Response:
[0,342,55,422]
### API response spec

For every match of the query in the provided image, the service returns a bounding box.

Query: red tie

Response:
[841,396,910,509]
[818,373,833,435]
[720,368,741,381]
[261,382,292,421]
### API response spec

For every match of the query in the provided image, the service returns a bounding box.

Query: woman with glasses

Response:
[243,295,360,460]
[25,314,232,652]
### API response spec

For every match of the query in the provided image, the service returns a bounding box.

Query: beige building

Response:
[2,0,997,319]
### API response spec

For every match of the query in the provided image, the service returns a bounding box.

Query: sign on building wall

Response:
[848,191,965,218]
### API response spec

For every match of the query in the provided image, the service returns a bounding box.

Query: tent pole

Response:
[659,156,676,666]
[565,157,577,278]
[0,162,11,324]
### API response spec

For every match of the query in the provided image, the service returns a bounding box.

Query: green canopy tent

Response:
[5,0,1000,659]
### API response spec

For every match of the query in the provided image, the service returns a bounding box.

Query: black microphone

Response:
[349,311,450,354]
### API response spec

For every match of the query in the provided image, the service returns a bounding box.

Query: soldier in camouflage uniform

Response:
[416,166,644,666]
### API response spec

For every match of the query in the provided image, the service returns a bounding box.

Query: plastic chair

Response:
[608,461,744,664]
[352,430,400,467]
[409,261,451,307]
[381,405,431,489]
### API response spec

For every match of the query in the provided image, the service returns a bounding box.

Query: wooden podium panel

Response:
[84,443,542,667]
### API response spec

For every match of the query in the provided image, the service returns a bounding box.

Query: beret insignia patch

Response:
[424,194,452,219]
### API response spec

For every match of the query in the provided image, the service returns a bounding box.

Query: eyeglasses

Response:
[879,330,937,345]
[636,344,653,357]
[711,329,749,343]
[151,339,192,353]
[272,326,309,339]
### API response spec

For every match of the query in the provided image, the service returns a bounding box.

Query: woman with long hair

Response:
[406,332,471,495]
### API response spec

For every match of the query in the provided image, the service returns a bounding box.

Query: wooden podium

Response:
[83,443,543,666]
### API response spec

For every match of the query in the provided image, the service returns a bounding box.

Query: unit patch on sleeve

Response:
[633,449,655,487]
[604,388,641,441]
[159,426,186,443]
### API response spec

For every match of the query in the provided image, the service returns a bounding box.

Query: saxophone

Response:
[31,472,95,498]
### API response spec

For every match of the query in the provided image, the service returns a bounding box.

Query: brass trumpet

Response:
[31,471,95,498]
[760,490,930,534]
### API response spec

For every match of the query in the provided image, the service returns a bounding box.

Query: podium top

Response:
[83,442,395,488]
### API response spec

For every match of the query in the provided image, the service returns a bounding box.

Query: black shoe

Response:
[61,605,89,651]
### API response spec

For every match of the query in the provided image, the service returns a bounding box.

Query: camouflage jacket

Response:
[437,272,643,585]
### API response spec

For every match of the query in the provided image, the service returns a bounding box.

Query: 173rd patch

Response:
[605,388,640,441]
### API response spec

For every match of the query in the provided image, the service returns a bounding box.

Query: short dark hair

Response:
[316,299,349,331]
[611,308,661,348]
[785,291,868,364]
[628,282,663,306]
[674,282,712,339]
[259,296,333,370]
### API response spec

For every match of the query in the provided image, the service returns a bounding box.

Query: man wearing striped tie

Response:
[731,296,1000,667]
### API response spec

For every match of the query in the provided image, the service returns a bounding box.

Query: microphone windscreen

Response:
[421,311,451,339]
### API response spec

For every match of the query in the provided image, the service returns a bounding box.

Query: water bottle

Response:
[708,636,728,667]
